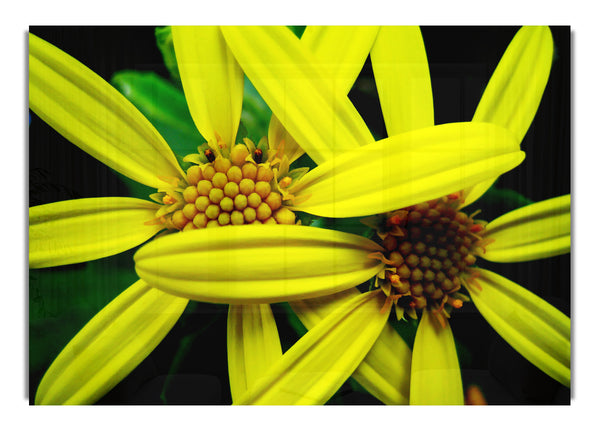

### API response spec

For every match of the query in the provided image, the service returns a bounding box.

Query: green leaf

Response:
[240,77,272,142]
[465,184,534,221]
[288,26,306,38]
[310,216,373,238]
[290,152,317,172]
[110,70,205,166]
[155,26,181,83]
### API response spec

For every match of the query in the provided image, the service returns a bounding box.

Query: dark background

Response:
[28,26,571,405]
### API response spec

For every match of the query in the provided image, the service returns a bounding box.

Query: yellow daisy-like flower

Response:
[29,26,523,404]
[132,26,569,405]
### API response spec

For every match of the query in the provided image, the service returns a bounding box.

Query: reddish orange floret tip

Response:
[449,298,463,309]
[162,195,177,205]
[470,224,484,233]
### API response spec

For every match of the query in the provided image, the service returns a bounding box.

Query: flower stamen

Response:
[368,193,486,320]
[154,137,303,231]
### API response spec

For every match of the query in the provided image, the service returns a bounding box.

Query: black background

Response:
[28,26,571,405]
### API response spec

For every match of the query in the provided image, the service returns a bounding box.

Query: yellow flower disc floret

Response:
[155,139,299,232]
[368,193,491,324]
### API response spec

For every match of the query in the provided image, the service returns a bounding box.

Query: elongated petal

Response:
[29,197,163,268]
[302,25,380,96]
[291,122,523,218]
[236,290,388,405]
[410,309,463,405]
[134,225,383,304]
[29,33,183,189]
[291,288,411,405]
[467,269,570,387]
[483,194,570,262]
[222,26,374,165]
[463,26,554,206]
[35,279,188,405]
[474,26,553,141]
[172,26,243,146]
[371,26,434,135]
[268,26,379,164]
[227,304,282,403]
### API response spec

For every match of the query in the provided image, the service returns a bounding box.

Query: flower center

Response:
[368,193,489,322]
[149,138,298,231]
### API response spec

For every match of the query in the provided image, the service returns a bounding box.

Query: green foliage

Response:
[155,26,181,83]
[240,77,272,143]
[287,26,306,38]
[465,185,534,221]
[29,251,139,374]
[111,70,204,163]
[310,216,373,238]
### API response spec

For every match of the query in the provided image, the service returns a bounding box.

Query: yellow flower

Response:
[130,26,567,405]
[29,26,527,405]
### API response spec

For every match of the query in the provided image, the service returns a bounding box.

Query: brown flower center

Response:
[369,193,488,321]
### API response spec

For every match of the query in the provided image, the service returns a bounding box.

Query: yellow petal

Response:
[268,26,379,164]
[482,194,570,262]
[221,26,374,165]
[29,33,183,189]
[371,26,434,135]
[291,122,523,218]
[134,224,383,304]
[474,26,553,141]
[302,25,380,96]
[268,115,305,164]
[29,197,163,268]
[235,290,388,405]
[35,279,188,405]
[410,309,463,405]
[467,269,570,387]
[172,26,243,146]
[227,304,282,403]
[291,288,411,405]
[463,26,554,206]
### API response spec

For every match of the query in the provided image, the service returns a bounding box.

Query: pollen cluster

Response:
[371,194,488,322]
[150,139,299,232]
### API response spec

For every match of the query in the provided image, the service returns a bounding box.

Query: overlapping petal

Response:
[302,26,380,96]
[29,33,184,189]
[227,304,282,403]
[483,194,570,262]
[172,26,244,146]
[235,290,388,405]
[268,26,379,164]
[410,309,463,405]
[291,288,411,405]
[35,279,188,405]
[467,269,570,387]
[134,225,384,304]
[371,26,434,135]
[289,122,523,218]
[221,26,374,165]
[29,197,163,268]
[463,26,554,207]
